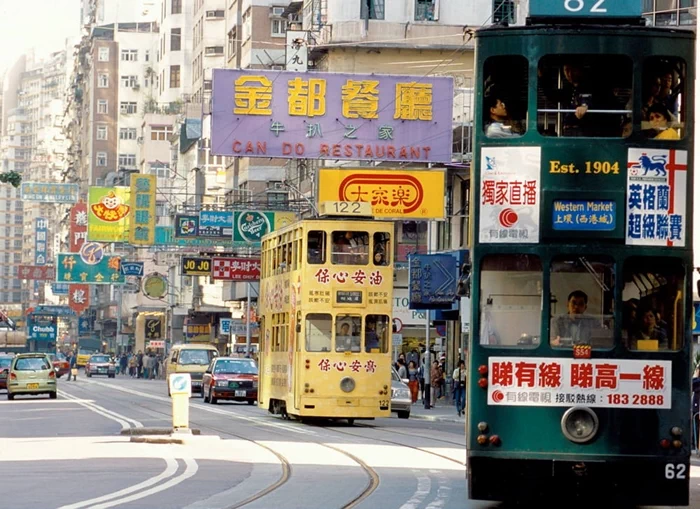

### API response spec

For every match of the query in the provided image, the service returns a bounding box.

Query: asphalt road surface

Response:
[1,376,697,509]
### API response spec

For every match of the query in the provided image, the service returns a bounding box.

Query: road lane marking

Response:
[56,457,179,509]
[57,390,142,430]
[91,457,198,509]
[83,380,316,435]
[398,470,431,509]
[425,470,450,509]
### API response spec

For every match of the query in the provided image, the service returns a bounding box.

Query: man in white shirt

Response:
[485,91,522,139]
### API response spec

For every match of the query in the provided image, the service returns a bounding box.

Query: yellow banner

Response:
[129,174,157,245]
[317,168,445,219]
[88,186,131,242]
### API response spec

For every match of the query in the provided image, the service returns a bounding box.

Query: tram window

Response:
[641,57,685,140]
[332,231,369,265]
[336,315,362,352]
[373,232,390,266]
[623,257,685,352]
[479,254,542,348]
[365,315,389,353]
[550,256,615,350]
[537,55,632,138]
[305,313,332,352]
[483,56,527,138]
[308,231,326,264]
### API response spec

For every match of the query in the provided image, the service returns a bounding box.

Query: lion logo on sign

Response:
[632,154,667,177]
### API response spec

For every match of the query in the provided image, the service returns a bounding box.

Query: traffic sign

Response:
[408,254,458,310]
[169,373,192,397]
[392,333,403,347]
[392,317,403,333]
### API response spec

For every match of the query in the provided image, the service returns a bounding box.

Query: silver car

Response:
[391,367,411,419]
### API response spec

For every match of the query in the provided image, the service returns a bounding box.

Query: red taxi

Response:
[49,352,70,378]
[202,357,258,405]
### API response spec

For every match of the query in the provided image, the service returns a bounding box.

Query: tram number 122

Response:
[564,0,607,13]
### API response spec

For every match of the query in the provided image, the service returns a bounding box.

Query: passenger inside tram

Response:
[631,306,669,350]
[484,85,522,138]
[550,290,599,347]
[336,318,361,352]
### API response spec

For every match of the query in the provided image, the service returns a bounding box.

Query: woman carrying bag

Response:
[452,359,466,416]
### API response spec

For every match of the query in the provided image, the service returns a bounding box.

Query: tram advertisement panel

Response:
[487,357,672,409]
[479,146,541,243]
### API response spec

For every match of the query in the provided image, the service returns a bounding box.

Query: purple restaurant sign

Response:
[211,69,454,163]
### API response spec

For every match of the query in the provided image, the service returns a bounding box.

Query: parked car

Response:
[391,367,411,419]
[7,353,57,400]
[0,354,14,390]
[202,357,258,405]
[48,352,70,378]
[85,354,116,378]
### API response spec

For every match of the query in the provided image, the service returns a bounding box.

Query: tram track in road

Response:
[130,401,380,509]
[353,422,466,448]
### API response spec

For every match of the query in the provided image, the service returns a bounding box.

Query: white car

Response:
[391,367,411,419]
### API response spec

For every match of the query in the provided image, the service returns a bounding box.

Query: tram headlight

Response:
[671,426,683,437]
[561,407,599,444]
[340,376,356,393]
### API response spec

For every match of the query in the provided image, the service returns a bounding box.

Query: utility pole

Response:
[245,283,251,356]
[424,220,432,410]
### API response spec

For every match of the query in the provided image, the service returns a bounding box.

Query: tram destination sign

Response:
[488,357,671,409]
[552,200,616,231]
[529,0,642,18]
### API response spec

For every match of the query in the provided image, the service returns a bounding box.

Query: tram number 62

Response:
[664,463,687,480]
[564,0,607,13]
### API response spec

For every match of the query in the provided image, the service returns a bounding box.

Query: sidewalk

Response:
[409,399,466,424]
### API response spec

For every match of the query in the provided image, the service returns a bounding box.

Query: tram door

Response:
[292,311,302,412]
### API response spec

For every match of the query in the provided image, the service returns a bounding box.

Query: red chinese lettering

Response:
[509,181,522,205]
[352,270,367,285]
[523,180,537,205]
[333,361,347,372]
[515,362,537,387]
[595,363,618,389]
[495,181,509,205]
[491,361,513,386]
[318,358,331,372]
[369,271,383,286]
[642,364,665,391]
[350,360,362,372]
[333,271,349,284]
[571,363,594,389]
[538,362,562,388]
[315,268,330,284]
[364,360,376,373]
[482,181,495,205]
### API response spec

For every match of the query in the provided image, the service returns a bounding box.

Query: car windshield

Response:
[55,352,66,360]
[91,356,110,363]
[391,368,401,382]
[214,359,257,374]
[79,348,92,355]
[0,358,12,368]
[14,357,51,370]
[179,349,215,365]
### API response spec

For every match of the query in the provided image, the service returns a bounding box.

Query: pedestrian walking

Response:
[453,359,467,416]
[120,353,128,376]
[407,360,419,404]
[67,350,77,381]
[430,360,441,408]
[142,352,151,380]
[397,358,407,380]
[129,354,137,377]
[137,350,143,378]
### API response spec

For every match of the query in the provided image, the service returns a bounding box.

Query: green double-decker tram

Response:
[467,4,694,506]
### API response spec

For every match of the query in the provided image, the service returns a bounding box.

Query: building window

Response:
[145,50,150,62]
[171,28,181,51]
[120,102,138,114]
[120,49,138,61]
[205,46,224,56]
[98,73,109,88]
[204,80,212,91]
[150,125,174,141]
[118,153,137,168]
[271,7,287,36]
[493,0,515,24]
[415,0,437,21]
[361,0,385,20]
[96,125,108,140]
[97,99,108,114]
[242,8,251,42]
[96,152,107,166]
[98,47,110,62]
[170,65,181,88]
[119,127,137,140]
[227,27,237,58]
[149,163,171,178]
[206,9,225,18]
[121,75,139,88]
[172,0,182,14]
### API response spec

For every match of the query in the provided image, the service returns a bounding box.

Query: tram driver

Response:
[550,290,598,347]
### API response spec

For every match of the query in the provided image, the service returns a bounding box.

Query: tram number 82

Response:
[563,0,608,13]
[664,463,687,480]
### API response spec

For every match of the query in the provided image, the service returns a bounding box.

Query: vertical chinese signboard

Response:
[35,218,48,266]
[70,203,88,252]
[88,187,131,242]
[626,148,686,247]
[69,284,90,315]
[479,146,541,244]
[129,174,156,245]
[211,69,454,162]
